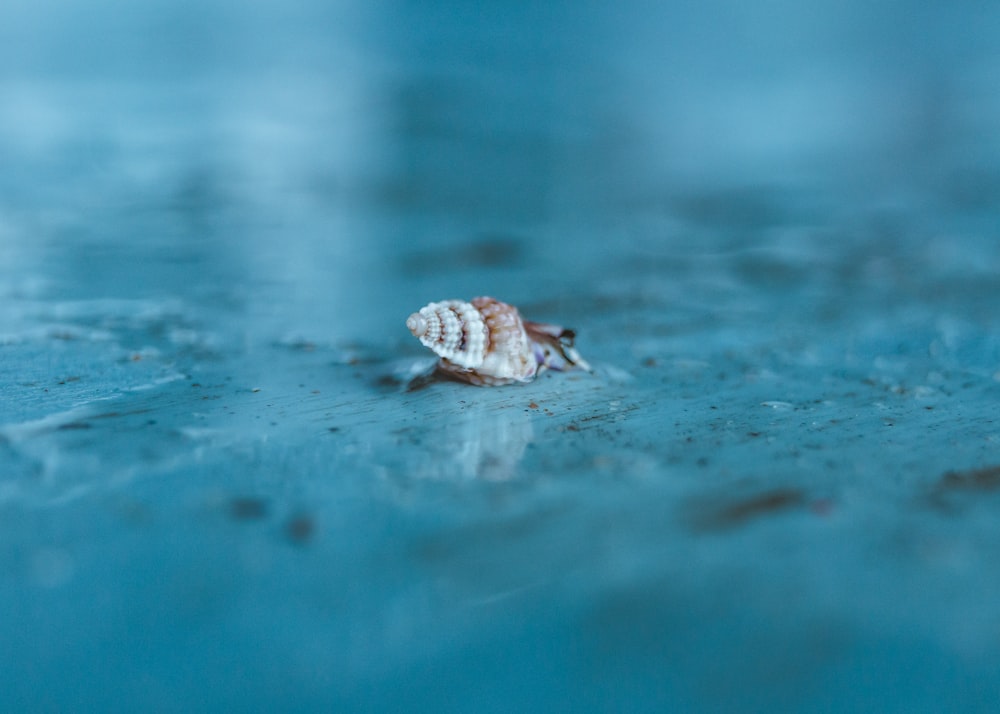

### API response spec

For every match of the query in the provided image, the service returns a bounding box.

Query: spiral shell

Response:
[406,296,589,386]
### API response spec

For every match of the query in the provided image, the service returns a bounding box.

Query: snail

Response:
[406,296,590,386]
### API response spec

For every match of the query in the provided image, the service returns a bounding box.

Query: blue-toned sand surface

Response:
[2,2,1000,711]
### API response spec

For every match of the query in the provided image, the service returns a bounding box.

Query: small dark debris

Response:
[937,465,1000,493]
[691,488,805,531]
[328,426,340,433]
[642,357,658,367]
[748,431,761,437]
[229,497,269,521]
[57,421,92,431]
[285,514,316,544]
[91,410,157,421]
[565,424,580,432]
[528,402,539,409]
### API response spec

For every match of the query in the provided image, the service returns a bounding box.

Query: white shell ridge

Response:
[406,299,489,370]
[406,296,588,386]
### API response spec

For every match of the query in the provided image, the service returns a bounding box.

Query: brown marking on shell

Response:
[468,296,536,383]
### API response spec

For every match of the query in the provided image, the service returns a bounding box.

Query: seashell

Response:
[406,296,590,386]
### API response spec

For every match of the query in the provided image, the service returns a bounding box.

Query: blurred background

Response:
[2,2,1000,712]
[3,0,998,338]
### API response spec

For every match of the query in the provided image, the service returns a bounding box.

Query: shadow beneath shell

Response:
[371,358,440,392]
[406,366,451,392]
[402,364,519,391]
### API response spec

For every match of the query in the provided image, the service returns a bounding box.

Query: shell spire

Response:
[406,296,589,386]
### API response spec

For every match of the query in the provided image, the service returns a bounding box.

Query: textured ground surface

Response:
[2,2,1000,712]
